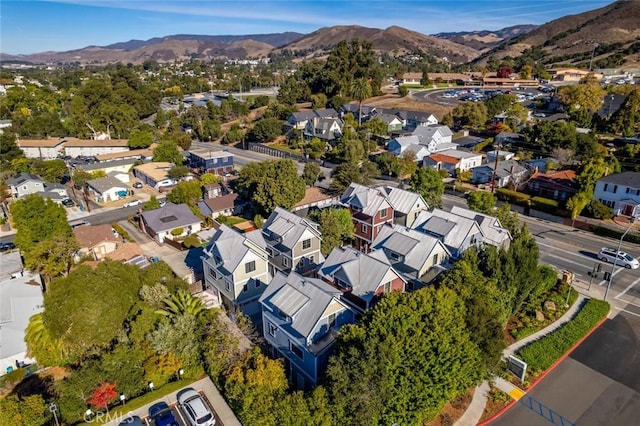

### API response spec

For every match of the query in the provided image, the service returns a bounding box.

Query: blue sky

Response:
[1,0,613,54]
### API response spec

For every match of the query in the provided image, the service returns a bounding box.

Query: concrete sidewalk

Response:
[454,293,588,426]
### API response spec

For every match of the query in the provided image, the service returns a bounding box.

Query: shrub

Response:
[112,223,132,242]
[183,234,201,248]
[590,225,640,244]
[518,299,609,372]
[587,200,614,220]
[496,188,531,205]
[533,265,559,297]
[472,137,494,153]
[170,227,184,236]
[531,196,559,214]
[398,86,409,97]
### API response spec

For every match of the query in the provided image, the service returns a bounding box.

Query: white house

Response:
[388,125,456,162]
[140,202,202,244]
[0,250,43,375]
[594,172,640,216]
[86,176,130,203]
[6,173,45,198]
[423,149,483,174]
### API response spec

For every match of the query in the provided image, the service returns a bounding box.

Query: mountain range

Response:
[2,0,639,68]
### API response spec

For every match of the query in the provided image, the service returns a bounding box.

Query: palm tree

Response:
[350,78,372,126]
[25,313,69,365]
[156,290,206,318]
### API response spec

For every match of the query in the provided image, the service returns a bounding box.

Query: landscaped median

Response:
[517,298,610,378]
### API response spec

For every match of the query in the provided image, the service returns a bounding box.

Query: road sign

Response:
[508,355,527,383]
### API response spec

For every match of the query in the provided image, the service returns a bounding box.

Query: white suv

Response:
[598,247,639,269]
[178,388,215,426]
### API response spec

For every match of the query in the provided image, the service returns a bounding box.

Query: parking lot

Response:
[104,377,240,426]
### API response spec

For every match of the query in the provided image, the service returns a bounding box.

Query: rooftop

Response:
[134,162,174,181]
[73,224,118,248]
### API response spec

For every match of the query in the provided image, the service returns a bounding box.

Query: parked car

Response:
[178,388,215,426]
[133,181,143,188]
[149,402,179,426]
[119,415,144,426]
[0,242,16,252]
[61,198,75,207]
[123,199,142,208]
[598,247,639,269]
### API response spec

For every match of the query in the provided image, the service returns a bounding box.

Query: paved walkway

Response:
[454,293,588,426]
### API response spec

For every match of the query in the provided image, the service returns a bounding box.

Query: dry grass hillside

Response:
[279,25,480,63]
[479,0,640,66]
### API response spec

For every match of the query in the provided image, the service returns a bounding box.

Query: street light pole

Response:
[604,205,640,301]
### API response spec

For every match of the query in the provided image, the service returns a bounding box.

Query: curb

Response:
[477,311,609,426]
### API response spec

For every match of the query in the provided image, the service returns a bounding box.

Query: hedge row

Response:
[518,298,609,372]
[472,137,494,153]
[531,196,559,214]
[496,188,531,205]
[590,225,640,244]
[111,223,132,242]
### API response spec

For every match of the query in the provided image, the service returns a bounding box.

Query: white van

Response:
[598,247,639,269]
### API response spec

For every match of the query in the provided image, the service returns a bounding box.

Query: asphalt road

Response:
[492,311,640,426]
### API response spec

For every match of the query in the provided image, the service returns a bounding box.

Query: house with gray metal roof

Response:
[304,117,344,142]
[411,208,484,259]
[341,183,394,252]
[450,206,512,250]
[388,124,456,162]
[202,224,270,313]
[288,108,339,130]
[140,202,202,244]
[318,247,406,313]
[262,207,323,276]
[379,186,429,227]
[260,271,354,389]
[471,160,527,188]
[371,224,451,288]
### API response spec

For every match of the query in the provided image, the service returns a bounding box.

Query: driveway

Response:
[492,311,640,425]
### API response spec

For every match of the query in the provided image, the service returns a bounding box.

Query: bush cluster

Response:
[590,225,640,244]
[518,299,609,372]
[496,188,531,205]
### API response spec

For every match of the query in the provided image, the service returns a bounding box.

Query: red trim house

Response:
[340,183,394,252]
[527,169,578,203]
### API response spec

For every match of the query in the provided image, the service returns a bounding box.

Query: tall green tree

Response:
[350,78,372,126]
[25,233,78,283]
[467,191,496,214]
[302,162,322,186]
[236,159,306,214]
[167,180,202,206]
[330,160,379,193]
[0,394,50,426]
[153,139,183,164]
[310,208,355,255]
[409,167,444,208]
[327,288,482,425]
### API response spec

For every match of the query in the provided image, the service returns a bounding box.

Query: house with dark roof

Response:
[198,193,245,219]
[260,271,354,389]
[6,173,45,198]
[593,172,640,216]
[411,208,484,259]
[202,224,270,313]
[318,247,406,314]
[288,108,339,130]
[140,202,202,244]
[187,148,234,176]
[527,169,578,203]
[471,160,528,188]
[388,125,456,162]
[598,94,627,118]
[371,224,450,288]
[341,183,394,252]
[262,207,323,276]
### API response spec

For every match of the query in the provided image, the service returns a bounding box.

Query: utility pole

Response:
[490,143,501,193]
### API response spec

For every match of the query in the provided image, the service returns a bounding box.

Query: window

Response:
[208,267,216,278]
[384,281,392,293]
[626,188,631,194]
[362,224,368,233]
[328,313,336,328]
[225,281,231,291]
[242,284,248,292]
[268,323,277,337]
[433,253,439,265]
[389,251,400,261]
[302,239,311,250]
[245,260,256,273]
[290,342,304,360]
[613,185,618,194]
[603,183,609,191]
[283,257,290,267]
[380,208,388,218]
[255,280,261,288]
